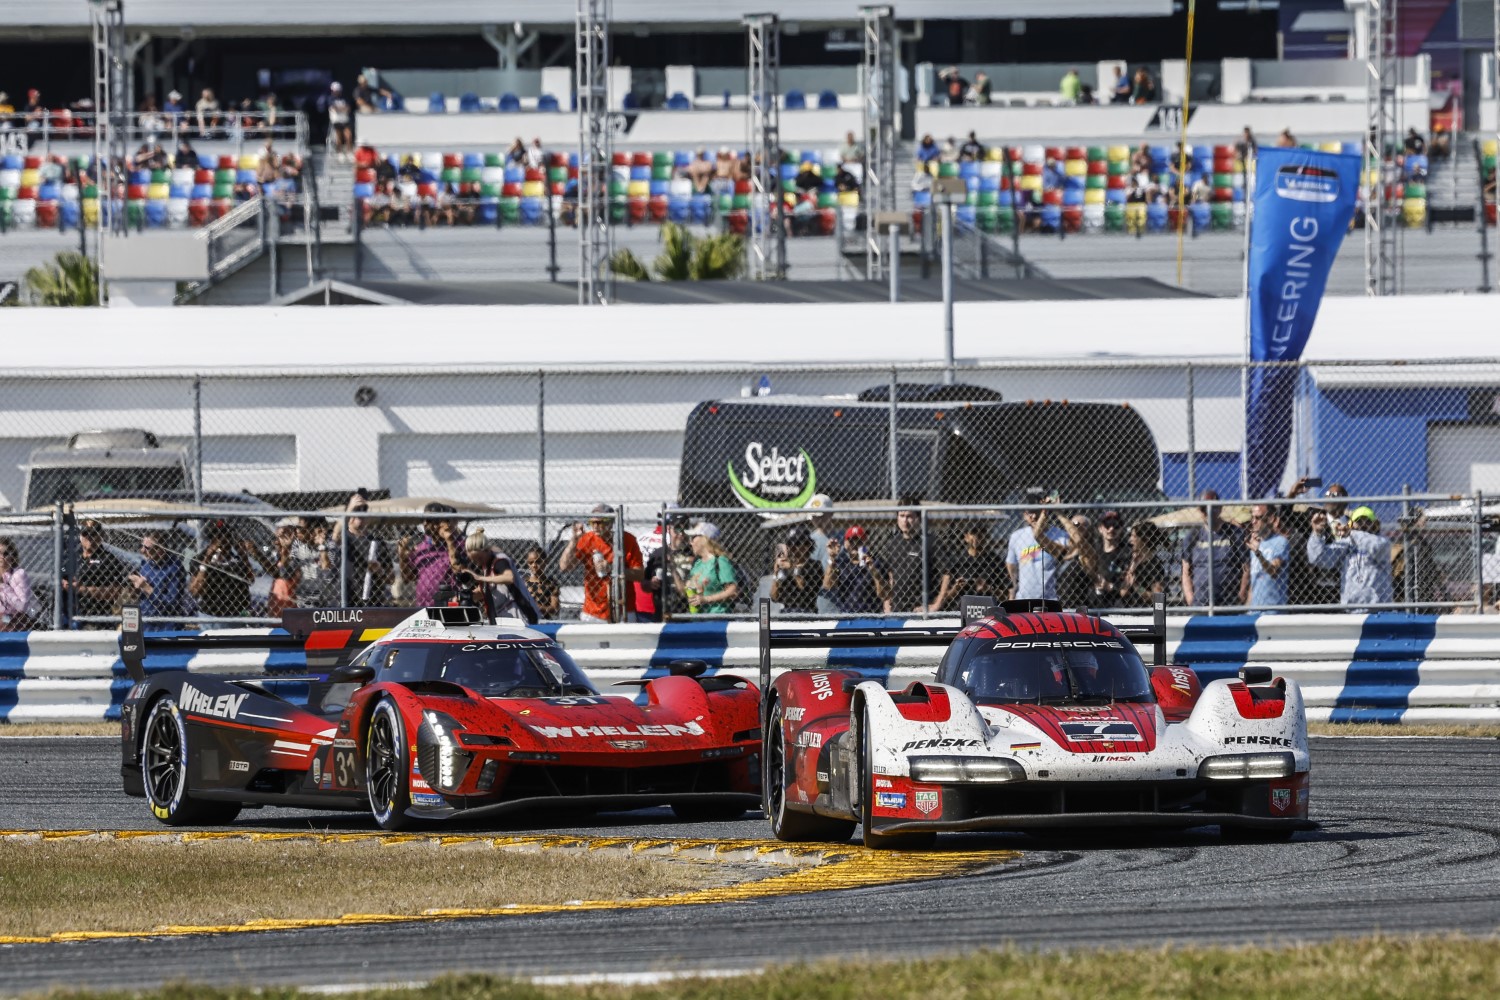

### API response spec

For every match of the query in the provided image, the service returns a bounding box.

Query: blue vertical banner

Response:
[1244,146,1361,499]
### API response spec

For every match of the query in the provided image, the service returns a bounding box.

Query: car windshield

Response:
[379,641,597,698]
[27,466,187,508]
[939,637,1153,705]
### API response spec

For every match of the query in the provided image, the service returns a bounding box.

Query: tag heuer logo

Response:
[608,740,648,750]
[1271,787,1292,813]
[914,790,939,815]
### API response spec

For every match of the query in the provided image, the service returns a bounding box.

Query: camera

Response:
[455,569,476,588]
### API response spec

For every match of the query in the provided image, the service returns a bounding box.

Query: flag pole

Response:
[1174,0,1197,286]
[1240,146,1254,502]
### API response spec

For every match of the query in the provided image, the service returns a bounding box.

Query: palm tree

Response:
[22,251,102,306]
[610,222,745,282]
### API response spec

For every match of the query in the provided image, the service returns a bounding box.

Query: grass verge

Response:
[0,837,715,937]
[23,936,1500,999]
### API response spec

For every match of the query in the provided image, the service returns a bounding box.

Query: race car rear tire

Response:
[366,699,416,831]
[857,706,935,851]
[140,696,242,826]
[670,802,747,822]
[764,700,854,843]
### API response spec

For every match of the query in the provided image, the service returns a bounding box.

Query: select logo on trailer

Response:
[1274,164,1340,203]
[727,441,819,509]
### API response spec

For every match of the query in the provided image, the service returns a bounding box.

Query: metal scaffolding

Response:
[746,13,785,280]
[1363,0,1400,295]
[89,0,128,284]
[861,5,898,280]
[576,0,613,305]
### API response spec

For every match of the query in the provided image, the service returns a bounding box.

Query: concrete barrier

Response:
[2,614,1496,725]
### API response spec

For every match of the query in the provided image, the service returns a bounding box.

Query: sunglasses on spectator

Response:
[350,505,369,513]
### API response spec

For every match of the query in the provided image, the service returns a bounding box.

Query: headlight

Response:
[909,756,1026,784]
[423,710,464,746]
[1198,752,1295,780]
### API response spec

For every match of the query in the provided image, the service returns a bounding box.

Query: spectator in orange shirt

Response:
[559,504,644,622]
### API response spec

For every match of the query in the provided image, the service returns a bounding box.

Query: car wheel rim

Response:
[143,704,182,808]
[367,708,398,818]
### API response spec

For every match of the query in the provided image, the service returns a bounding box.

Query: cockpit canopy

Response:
[938,634,1153,705]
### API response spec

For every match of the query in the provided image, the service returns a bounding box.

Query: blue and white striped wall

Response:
[2,614,1497,724]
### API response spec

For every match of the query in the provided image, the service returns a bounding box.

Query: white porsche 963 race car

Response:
[757,597,1313,848]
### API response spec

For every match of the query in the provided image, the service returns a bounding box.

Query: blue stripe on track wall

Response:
[825,617,904,684]
[1174,615,1260,683]
[1328,614,1437,724]
[0,634,28,680]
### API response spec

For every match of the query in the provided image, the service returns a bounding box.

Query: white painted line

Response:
[530,968,760,987]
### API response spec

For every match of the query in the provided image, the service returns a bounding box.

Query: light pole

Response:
[932,176,967,385]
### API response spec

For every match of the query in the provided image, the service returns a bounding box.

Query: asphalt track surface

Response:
[2,736,1498,995]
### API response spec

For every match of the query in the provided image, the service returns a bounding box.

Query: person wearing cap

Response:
[643,508,694,621]
[878,500,953,614]
[1307,504,1392,611]
[66,520,128,629]
[821,524,888,614]
[163,89,185,122]
[1178,489,1249,609]
[327,82,353,162]
[131,532,190,620]
[399,502,471,608]
[804,492,836,567]
[1247,504,1290,613]
[674,522,737,615]
[948,522,1007,605]
[771,526,820,614]
[330,492,391,606]
[560,504,644,623]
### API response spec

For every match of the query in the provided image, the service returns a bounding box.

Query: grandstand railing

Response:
[0,110,308,160]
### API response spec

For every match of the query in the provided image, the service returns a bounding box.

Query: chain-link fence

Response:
[0,359,1496,626]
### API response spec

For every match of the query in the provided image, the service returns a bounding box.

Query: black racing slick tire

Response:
[366,698,416,831]
[857,706,935,851]
[763,700,854,843]
[140,696,242,826]
[670,802,748,822]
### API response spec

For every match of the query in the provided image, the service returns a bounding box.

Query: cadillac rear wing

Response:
[755,596,1168,727]
[118,604,484,682]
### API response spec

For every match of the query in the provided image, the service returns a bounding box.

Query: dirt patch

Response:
[0,836,730,937]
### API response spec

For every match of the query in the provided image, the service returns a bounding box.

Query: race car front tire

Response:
[366,698,416,831]
[140,696,242,826]
[857,705,935,851]
[763,699,854,843]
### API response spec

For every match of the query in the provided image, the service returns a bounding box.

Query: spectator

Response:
[352,74,389,115]
[24,89,44,131]
[1276,128,1297,148]
[0,537,37,630]
[959,131,985,162]
[1247,504,1290,612]
[280,150,304,193]
[1392,509,1443,610]
[1190,173,1211,205]
[67,520,128,629]
[1179,489,1249,608]
[940,67,968,107]
[940,136,960,163]
[189,520,270,619]
[1059,67,1082,105]
[0,91,13,115]
[506,137,527,166]
[1050,513,1095,608]
[1120,520,1169,607]
[1429,123,1451,159]
[256,138,279,185]
[679,522,738,614]
[644,511,694,621]
[970,72,992,106]
[298,516,339,606]
[821,524,888,614]
[138,95,165,134]
[259,92,281,130]
[768,527,820,613]
[684,148,715,193]
[1130,68,1157,104]
[834,162,859,194]
[1008,498,1071,601]
[525,137,546,171]
[1111,65,1132,104]
[793,160,822,195]
[329,492,391,606]
[911,165,933,196]
[1044,155,1067,190]
[1298,483,1349,607]
[1307,506,1393,611]
[1131,142,1152,174]
[195,88,221,138]
[948,522,1007,604]
[839,131,864,163]
[130,532,190,620]
[1236,127,1257,164]
[464,530,539,624]
[1085,510,1134,608]
[804,493,837,567]
[915,134,940,166]
[327,83,353,161]
[163,89,185,122]
[559,503,644,623]
[173,137,198,171]
[879,503,951,613]
[399,502,470,608]
[1403,127,1426,156]
[523,546,560,620]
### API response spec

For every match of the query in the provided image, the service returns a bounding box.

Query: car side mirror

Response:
[1239,665,1273,686]
[328,664,375,686]
[667,660,709,678]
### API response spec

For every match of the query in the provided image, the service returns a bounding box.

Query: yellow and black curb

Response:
[0,830,1017,944]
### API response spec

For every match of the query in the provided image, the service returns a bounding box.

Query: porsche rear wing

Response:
[118,604,485,682]
[755,596,1168,727]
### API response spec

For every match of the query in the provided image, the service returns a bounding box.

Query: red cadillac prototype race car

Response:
[119,605,761,829]
[757,597,1313,848]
